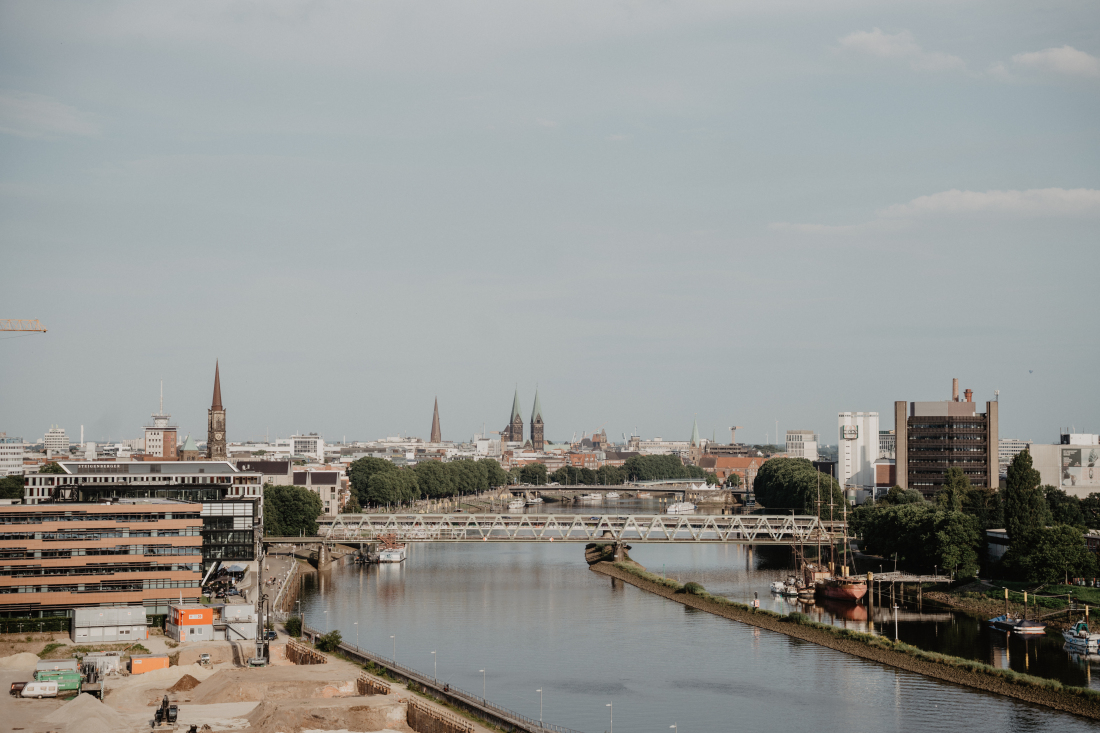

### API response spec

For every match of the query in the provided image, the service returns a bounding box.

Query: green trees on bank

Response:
[346,456,510,509]
[622,454,713,483]
[751,458,845,517]
[263,484,324,537]
[549,465,626,485]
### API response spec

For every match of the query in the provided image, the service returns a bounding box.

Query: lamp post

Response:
[432,651,437,682]
[606,702,612,733]
[479,670,486,701]
[536,689,542,722]
[353,621,359,649]
[391,635,396,662]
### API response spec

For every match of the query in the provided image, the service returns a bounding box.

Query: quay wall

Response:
[590,561,1100,721]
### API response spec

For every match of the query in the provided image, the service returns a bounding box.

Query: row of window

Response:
[0,563,201,577]
[0,512,200,525]
[0,528,204,542]
[0,545,201,560]
[0,579,200,594]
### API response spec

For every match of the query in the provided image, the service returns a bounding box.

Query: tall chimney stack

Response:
[952,378,959,402]
[964,388,973,403]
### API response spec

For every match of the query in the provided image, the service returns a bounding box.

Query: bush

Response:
[680,582,706,596]
[316,630,342,652]
[285,616,302,638]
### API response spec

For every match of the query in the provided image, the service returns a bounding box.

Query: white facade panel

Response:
[838,412,879,490]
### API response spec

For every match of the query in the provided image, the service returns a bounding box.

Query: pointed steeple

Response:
[511,387,522,421]
[531,388,543,422]
[690,416,700,446]
[211,360,223,410]
[430,397,442,443]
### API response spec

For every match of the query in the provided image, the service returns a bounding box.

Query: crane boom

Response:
[0,319,47,332]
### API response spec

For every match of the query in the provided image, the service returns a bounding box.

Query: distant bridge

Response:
[263,513,843,545]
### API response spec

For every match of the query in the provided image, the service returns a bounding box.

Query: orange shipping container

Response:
[130,654,169,675]
[170,606,213,626]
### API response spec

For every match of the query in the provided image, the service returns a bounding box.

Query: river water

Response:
[300,537,1096,732]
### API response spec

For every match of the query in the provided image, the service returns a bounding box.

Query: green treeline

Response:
[751,457,845,517]
[347,457,510,509]
[263,484,324,537]
[550,455,713,485]
[850,451,1098,581]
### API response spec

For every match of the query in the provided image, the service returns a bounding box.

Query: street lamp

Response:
[432,651,437,682]
[606,702,612,733]
[391,635,396,662]
[353,621,359,649]
[536,689,542,722]
[480,669,486,701]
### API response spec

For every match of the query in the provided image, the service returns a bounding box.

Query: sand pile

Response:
[168,673,201,692]
[133,662,213,683]
[191,669,358,704]
[245,699,408,733]
[0,652,40,668]
[39,692,129,733]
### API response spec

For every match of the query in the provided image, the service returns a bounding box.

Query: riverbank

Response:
[590,559,1100,720]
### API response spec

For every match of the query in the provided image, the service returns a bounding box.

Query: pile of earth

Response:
[0,652,40,668]
[167,673,201,693]
[38,692,129,733]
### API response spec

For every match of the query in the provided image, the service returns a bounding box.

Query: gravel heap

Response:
[0,652,40,668]
[40,692,129,733]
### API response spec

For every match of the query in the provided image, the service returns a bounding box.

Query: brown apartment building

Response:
[895,379,998,498]
[0,502,203,619]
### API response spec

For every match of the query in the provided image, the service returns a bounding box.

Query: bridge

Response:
[263,513,843,545]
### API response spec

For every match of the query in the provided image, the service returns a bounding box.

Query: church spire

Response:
[511,387,522,422]
[531,388,543,422]
[690,416,700,446]
[211,360,223,410]
[430,397,442,443]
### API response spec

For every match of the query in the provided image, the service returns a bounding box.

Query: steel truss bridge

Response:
[263,513,842,545]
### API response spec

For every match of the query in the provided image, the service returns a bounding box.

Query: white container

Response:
[22,681,58,698]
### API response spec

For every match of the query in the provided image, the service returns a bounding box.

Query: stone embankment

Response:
[590,559,1100,720]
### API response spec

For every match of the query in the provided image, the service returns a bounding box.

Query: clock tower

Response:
[207,361,227,460]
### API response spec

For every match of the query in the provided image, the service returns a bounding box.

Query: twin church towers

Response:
[502,388,545,450]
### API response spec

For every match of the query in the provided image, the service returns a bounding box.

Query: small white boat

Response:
[605,492,620,500]
[526,497,544,505]
[508,499,526,510]
[378,546,407,563]
[1064,620,1100,653]
[579,493,602,502]
[666,502,696,514]
[770,581,786,594]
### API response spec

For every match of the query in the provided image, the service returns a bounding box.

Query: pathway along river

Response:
[301,539,1095,732]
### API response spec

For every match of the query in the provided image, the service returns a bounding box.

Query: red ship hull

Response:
[817,579,868,602]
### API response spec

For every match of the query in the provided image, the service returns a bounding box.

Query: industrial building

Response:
[1031,433,1100,499]
[0,502,203,619]
[71,607,149,643]
[785,430,818,461]
[894,379,998,497]
[838,412,879,491]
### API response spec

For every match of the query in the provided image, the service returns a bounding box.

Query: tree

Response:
[879,485,926,506]
[285,616,302,637]
[936,467,969,512]
[366,469,419,507]
[751,458,845,517]
[622,455,708,483]
[0,476,23,500]
[341,497,362,513]
[595,465,625,486]
[347,457,398,507]
[725,473,742,488]
[1010,525,1097,583]
[39,462,64,474]
[414,460,453,499]
[850,501,981,577]
[480,459,509,488]
[1044,486,1085,528]
[263,484,324,537]
[1082,493,1100,530]
[1002,450,1051,547]
[519,463,548,485]
[316,630,343,652]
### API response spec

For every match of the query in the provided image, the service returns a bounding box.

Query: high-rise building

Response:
[879,430,896,459]
[206,361,227,460]
[289,434,324,461]
[895,379,998,497]
[430,398,442,444]
[838,412,879,490]
[502,389,524,444]
[42,426,69,457]
[0,434,23,476]
[998,438,1031,476]
[785,430,819,461]
[144,384,178,460]
[530,390,545,451]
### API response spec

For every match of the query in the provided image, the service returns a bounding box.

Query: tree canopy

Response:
[751,458,844,517]
[39,462,65,474]
[1003,449,1050,546]
[621,455,708,483]
[0,476,23,500]
[263,484,324,537]
[850,495,981,577]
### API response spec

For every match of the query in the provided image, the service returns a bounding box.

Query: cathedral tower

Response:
[430,397,442,443]
[502,388,524,443]
[206,361,227,460]
[530,389,545,451]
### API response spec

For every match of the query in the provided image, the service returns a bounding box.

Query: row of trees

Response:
[347,457,510,509]
[263,484,324,537]
[751,458,846,517]
[547,455,717,485]
[849,451,1097,582]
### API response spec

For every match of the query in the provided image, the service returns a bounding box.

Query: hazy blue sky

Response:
[1,1,1097,447]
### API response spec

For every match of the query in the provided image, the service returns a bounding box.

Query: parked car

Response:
[198,653,211,666]
[9,681,27,697]
[264,630,277,641]
[21,681,58,698]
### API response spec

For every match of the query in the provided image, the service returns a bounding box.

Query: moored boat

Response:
[666,502,696,514]
[1063,620,1100,654]
[816,575,868,602]
[770,581,786,595]
[378,546,407,563]
[508,499,526,510]
[605,492,620,500]
[988,614,1047,635]
[526,496,544,505]
[579,493,602,502]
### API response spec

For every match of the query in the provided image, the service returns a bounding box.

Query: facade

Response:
[178,434,202,461]
[785,430,819,461]
[530,390,545,451]
[289,434,324,461]
[894,380,998,497]
[23,461,262,571]
[0,502,202,618]
[1031,437,1100,499]
[502,389,524,444]
[998,438,1032,476]
[696,456,769,487]
[0,434,23,476]
[166,604,215,643]
[144,411,178,461]
[235,460,293,485]
[879,430,896,459]
[42,426,69,457]
[293,469,344,515]
[207,361,227,460]
[71,607,148,643]
[838,412,879,490]
[430,398,442,443]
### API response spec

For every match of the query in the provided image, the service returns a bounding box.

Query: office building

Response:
[998,438,1032,476]
[71,607,149,643]
[289,434,324,462]
[879,430,896,459]
[144,405,178,461]
[838,412,879,490]
[1031,433,1100,498]
[235,460,293,485]
[0,502,203,619]
[785,430,818,461]
[894,379,998,497]
[42,426,69,457]
[0,435,23,476]
[293,469,345,515]
[22,461,263,571]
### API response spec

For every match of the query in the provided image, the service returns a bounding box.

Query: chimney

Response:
[964,388,973,403]
[952,378,959,402]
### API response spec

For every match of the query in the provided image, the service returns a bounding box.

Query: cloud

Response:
[1011,46,1100,78]
[0,91,98,139]
[838,28,965,72]
[773,188,1100,233]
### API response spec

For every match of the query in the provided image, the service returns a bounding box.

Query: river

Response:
[299,540,1095,732]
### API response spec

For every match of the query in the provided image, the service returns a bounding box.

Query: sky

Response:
[1,1,1098,448]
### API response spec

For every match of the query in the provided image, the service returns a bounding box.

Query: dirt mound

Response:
[0,651,40,668]
[134,662,213,683]
[245,699,407,733]
[190,668,358,704]
[168,673,201,692]
[40,692,128,733]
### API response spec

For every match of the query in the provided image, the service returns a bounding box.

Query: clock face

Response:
[215,432,223,440]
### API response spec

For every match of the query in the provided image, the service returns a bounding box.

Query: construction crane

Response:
[728,426,744,444]
[1,319,47,332]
